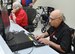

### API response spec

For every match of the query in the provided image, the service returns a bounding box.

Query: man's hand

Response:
[35,34,45,40]
[38,38,50,45]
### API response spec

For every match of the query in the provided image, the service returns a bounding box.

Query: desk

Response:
[9,20,29,34]
[0,35,13,54]
[18,46,59,54]
[0,20,59,54]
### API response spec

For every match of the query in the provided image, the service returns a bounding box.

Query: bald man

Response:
[35,10,72,53]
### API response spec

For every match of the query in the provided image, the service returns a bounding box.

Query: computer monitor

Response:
[0,10,4,36]
[0,6,10,41]
[1,6,10,33]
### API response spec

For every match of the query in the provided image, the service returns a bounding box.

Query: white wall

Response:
[34,0,75,28]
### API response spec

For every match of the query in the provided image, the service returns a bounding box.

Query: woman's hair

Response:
[13,1,22,9]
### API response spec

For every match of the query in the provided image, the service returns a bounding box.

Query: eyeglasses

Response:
[49,16,61,21]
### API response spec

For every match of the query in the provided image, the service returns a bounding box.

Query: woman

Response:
[9,1,28,28]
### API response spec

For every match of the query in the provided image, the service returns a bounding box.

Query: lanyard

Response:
[50,30,57,37]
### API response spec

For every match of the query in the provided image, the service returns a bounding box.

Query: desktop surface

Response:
[18,45,59,54]
[9,20,59,54]
[0,20,59,54]
[0,45,5,54]
[0,35,13,54]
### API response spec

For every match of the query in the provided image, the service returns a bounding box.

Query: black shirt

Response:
[47,21,72,53]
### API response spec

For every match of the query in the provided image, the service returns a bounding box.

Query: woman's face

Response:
[12,4,19,10]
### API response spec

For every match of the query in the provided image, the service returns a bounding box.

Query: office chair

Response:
[68,28,75,54]
[23,7,36,32]
[72,28,75,54]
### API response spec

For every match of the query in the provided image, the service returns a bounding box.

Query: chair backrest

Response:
[70,28,75,54]
[23,7,36,25]
[72,29,75,54]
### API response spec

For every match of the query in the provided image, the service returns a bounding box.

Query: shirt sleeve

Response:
[16,13,24,24]
[60,29,72,53]
[16,11,28,26]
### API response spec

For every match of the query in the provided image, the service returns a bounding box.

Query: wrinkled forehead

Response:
[50,10,62,19]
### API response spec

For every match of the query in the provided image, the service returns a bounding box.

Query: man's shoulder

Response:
[62,22,70,30]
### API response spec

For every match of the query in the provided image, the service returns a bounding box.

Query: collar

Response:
[15,8,22,14]
[56,21,65,32]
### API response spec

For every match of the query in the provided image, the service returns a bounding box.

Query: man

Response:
[9,2,28,28]
[35,10,72,53]
[21,0,37,7]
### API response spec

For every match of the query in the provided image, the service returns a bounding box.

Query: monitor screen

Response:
[0,6,10,41]
[0,10,4,34]
[1,6,10,34]
[0,9,6,41]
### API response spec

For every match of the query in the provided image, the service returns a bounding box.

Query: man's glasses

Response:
[49,16,61,20]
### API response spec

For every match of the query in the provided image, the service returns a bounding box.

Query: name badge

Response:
[53,35,57,40]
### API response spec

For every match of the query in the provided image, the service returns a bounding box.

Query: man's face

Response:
[49,15,62,28]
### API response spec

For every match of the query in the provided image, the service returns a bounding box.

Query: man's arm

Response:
[49,41,65,53]
[42,32,49,37]
[35,32,49,40]
[38,37,65,53]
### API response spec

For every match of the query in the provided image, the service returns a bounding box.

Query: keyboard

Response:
[27,33,45,47]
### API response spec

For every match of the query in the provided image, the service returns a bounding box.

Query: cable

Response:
[27,46,34,54]
[14,51,20,54]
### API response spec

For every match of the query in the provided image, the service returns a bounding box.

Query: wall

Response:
[34,0,75,28]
